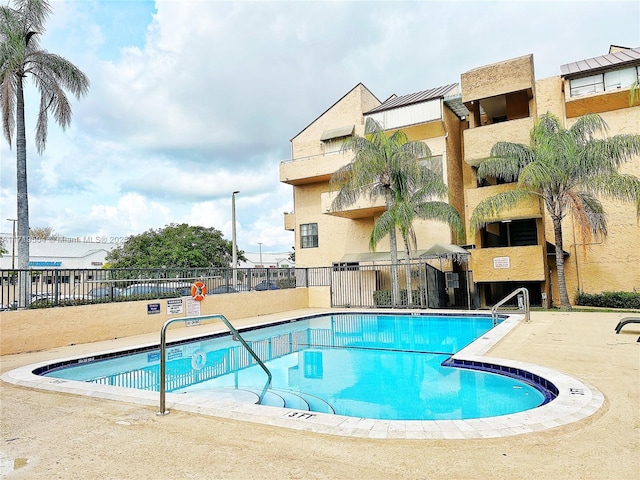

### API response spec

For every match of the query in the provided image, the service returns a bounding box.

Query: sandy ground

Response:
[1,309,639,480]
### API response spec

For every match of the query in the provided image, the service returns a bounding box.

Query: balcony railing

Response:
[463,117,534,166]
[279,151,352,185]
[470,245,546,283]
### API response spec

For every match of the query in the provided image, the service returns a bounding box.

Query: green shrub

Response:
[575,291,640,309]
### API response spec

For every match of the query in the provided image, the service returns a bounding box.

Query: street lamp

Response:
[231,191,239,286]
[258,242,263,267]
[6,218,16,270]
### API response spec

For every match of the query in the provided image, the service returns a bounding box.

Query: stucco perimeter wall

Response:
[307,286,331,308]
[0,288,310,355]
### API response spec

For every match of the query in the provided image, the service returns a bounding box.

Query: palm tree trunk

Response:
[404,241,413,307]
[389,229,401,307]
[386,192,400,307]
[552,216,571,310]
[16,76,30,308]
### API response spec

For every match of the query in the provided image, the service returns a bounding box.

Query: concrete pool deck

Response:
[1,308,639,479]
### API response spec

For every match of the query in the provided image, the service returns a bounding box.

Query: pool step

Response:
[177,386,334,414]
[249,388,335,414]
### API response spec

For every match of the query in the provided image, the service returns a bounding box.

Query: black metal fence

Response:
[0,262,473,311]
[328,261,474,309]
[0,267,298,310]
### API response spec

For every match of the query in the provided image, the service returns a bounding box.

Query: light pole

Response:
[231,191,239,286]
[258,242,263,267]
[6,218,16,270]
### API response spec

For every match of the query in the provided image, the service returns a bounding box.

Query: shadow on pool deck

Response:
[1,308,639,479]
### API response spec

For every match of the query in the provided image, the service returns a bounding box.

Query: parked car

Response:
[88,287,120,299]
[119,283,181,298]
[254,280,278,291]
[210,285,238,294]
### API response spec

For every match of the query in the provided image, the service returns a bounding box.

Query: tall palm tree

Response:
[470,112,640,310]
[331,118,445,306]
[370,172,464,306]
[1,0,89,305]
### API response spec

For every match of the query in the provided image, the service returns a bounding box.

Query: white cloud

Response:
[1,0,638,251]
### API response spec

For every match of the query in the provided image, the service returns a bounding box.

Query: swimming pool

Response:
[38,313,549,420]
[2,309,604,438]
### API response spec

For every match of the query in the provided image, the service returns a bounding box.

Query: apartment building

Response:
[280,46,640,308]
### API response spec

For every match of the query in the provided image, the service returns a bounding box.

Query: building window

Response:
[323,137,348,154]
[604,66,638,90]
[332,262,359,271]
[320,125,354,154]
[481,219,538,248]
[570,74,605,97]
[570,66,640,97]
[301,223,318,248]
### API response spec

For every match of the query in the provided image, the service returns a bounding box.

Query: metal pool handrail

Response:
[491,287,530,326]
[157,314,273,416]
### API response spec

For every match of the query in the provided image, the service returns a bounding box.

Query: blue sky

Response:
[1,0,639,254]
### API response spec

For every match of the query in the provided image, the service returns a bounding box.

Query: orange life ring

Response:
[191,281,207,301]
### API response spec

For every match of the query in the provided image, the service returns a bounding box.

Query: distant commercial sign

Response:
[28,261,62,267]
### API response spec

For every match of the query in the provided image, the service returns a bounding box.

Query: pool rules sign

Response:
[167,298,183,315]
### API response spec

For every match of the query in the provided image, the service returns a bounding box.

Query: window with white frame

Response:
[323,137,348,154]
[604,66,638,90]
[570,66,640,97]
[569,74,605,97]
[300,223,318,248]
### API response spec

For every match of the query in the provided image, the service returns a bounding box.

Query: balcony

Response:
[284,212,295,231]
[463,116,534,165]
[320,190,386,219]
[280,151,353,186]
[462,54,535,104]
[471,245,545,283]
[466,183,543,224]
[564,87,633,118]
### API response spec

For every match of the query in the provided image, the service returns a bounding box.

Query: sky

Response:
[1,0,639,254]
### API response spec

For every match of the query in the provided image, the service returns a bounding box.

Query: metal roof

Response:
[560,47,640,77]
[365,84,458,114]
[443,94,469,120]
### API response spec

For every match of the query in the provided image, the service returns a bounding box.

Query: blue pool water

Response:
[39,313,549,420]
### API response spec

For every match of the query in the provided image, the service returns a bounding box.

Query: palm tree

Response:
[470,112,640,310]
[370,174,464,306]
[1,0,89,306]
[331,118,456,306]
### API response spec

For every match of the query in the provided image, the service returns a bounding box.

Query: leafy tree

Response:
[29,226,55,239]
[331,118,461,306]
[1,0,89,305]
[0,236,6,256]
[105,223,246,269]
[288,246,295,263]
[630,76,640,106]
[470,113,640,309]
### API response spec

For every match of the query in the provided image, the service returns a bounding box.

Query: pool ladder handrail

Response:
[157,313,273,416]
[491,287,530,326]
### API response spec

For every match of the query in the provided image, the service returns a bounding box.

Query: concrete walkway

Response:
[1,309,638,479]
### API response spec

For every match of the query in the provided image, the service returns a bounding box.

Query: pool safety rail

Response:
[491,287,530,326]
[157,314,273,415]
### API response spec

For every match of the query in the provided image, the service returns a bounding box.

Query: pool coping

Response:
[0,309,604,439]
